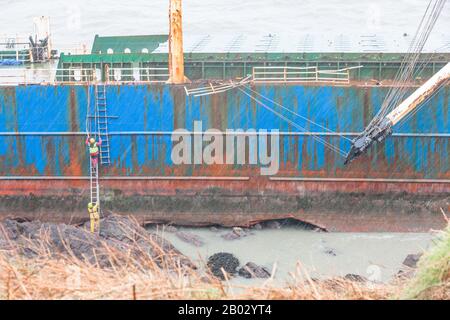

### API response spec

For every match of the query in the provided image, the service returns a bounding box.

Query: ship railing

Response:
[0,34,31,64]
[0,67,171,85]
[0,68,96,85]
[0,68,54,86]
[54,68,96,83]
[0,34,30,50]
[107,67,169,83]
[0,51,31,63]
[252,66,355,84]
[58,43,90,55]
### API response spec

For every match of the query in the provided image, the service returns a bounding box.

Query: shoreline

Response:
[0,214,447,299]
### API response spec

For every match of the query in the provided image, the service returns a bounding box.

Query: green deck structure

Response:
[57,34,450,81]
[91,34,168,54]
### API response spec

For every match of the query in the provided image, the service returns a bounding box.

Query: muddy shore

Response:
[0,215,425,283]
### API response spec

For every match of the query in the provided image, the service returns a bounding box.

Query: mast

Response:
[167,0,189,84]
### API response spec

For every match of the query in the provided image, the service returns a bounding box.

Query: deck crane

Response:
[344,62,450,165]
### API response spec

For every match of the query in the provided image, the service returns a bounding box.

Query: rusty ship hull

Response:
[0,83,448,231]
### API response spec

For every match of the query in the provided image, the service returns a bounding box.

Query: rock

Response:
[252,223,262,230]
[0,239,15,252]
[238,262,271,279]
[0,215,195,270]
[175,231,205,247]
[323,247,337,256]
[0,219,21,240]
[221,232,240,240]
[210,226,219,232]
[164,225,178,233]
[396,268,415,279]
[3,220,114,266]
[402,253,422,268]
[221,227,251,240]
[207,252,240,280]
[265,221,281,229]
[95,215,196,269]
[344,274,367,282]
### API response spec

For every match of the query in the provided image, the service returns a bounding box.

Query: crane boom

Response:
[386,62,450,125]
[344,62,450,164]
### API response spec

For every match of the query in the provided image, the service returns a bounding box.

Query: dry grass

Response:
[0,253,400,300]
[0,235,400,300]
[0,219,448,300]
[399,215,450,300]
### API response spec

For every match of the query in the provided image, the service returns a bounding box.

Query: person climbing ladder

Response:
[87,202,100,233]
[86,136,102,167]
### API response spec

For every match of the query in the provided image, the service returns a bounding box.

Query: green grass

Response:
[401,223,450,299]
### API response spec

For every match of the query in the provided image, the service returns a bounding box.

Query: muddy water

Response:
[154,226,433,285]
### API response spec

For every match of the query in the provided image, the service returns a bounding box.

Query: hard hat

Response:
[89,137,95,144]
[88,202,94,209]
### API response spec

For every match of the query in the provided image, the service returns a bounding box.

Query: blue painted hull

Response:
[0,84,448,180]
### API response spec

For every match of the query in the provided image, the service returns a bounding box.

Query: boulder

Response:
[251,223,263,230]
[175,231,205,247]
[323,247,337,256]
[2,219,113,266]
[238,262,271,279]
[221,227,251,240]
[207,252,240,280]
[0,215,195,270]
[402,253,422,268]
[164,225,178,233]
[344,274,367,282]
[264,221,281,229]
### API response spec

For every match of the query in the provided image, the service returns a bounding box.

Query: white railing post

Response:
[1,67,170,85]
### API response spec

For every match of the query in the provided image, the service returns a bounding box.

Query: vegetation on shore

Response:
[400,215,450,300]
[0,216,448,300]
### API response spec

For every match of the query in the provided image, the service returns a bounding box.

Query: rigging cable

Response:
[237,87,348,157]
[373,0,446,124]
[243,85,353,142]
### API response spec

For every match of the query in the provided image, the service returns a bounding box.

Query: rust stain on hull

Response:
[0,179,448,232]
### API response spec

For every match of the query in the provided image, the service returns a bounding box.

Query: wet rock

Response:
[264,221,281,229]
[0,239,15,252]
[221,232,240,240]
[2,220,113,266]
[344,274,367,282]
[0,215,195,270]
[175,231,205,247]
[221,227,251,240]
[95,215,196,269]
[402,253,422,268]
[0,219,21,240]
[210,226,219,232]
[252,223,262,230]
[164,225,178,233]
[238,262,271,279]
[207,252,240,280]
[323,247,337,256]
[396,268,415,279]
